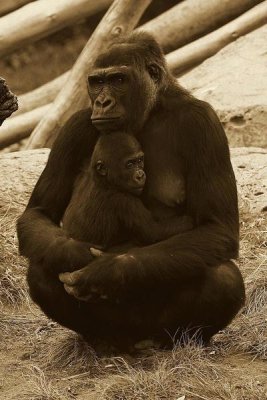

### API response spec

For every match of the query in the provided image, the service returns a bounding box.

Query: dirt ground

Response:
[0,2,266,398]
[0,210,266,399]
[0,149,266,399]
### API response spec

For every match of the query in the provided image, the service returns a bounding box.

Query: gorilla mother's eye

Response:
[109,73,126,86]
[88,76,105,86]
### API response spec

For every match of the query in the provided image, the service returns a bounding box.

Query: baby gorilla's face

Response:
[93,132,146,195]
[120,152,146,195]
[109,151,146,195]
[95,151,146,195]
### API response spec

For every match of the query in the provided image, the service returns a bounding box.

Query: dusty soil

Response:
[0,148,266,399]
[0,3,266,397]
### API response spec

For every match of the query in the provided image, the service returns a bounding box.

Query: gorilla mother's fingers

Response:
[0,78,18,122]
[0,109,16,118]
[59,267,109,301]
[59,270,84,286]
[90,247,104,257]
[63,282,103,301]
[1,97,18,110]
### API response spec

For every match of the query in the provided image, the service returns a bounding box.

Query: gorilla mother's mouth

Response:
[92,117,121,123]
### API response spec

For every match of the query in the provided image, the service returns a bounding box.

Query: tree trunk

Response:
[27,0,152,149]
[15,72,70,116]
[166,1,267,75]
[0,105,50,150]
[0,0,112,57]
[0,0,32,17]
[5,1,267,149]
[140,0,262,52]
[4,0,265,149]
[9,0,264,117]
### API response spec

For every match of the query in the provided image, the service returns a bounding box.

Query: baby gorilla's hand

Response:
[0,78,18,125]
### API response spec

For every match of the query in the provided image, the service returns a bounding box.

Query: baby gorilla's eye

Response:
[126,160,134,168]
[137,156,144,164]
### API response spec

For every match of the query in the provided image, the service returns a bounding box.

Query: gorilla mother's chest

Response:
[141,137,185,208]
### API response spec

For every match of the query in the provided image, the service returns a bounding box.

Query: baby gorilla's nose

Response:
[134,170,146,185]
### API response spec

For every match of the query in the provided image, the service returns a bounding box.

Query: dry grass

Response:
[0,311,54,343]
[38,329,99,373]
[21,366,74,400]
[217,207,267,360]
[222,308,267,359]
[1,194,266,399]
[89,345,267,400]
[0,211,28,304]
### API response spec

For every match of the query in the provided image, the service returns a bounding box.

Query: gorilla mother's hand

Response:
[59,250,139,302]
[0,77,18,124]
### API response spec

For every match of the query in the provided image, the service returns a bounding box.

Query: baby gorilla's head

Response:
[91,132,146,195]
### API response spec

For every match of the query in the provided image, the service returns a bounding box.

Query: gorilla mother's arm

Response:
[60,101,239,301]
[17,110,98,273]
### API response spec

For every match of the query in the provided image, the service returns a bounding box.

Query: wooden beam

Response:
[0,105,49,150]
[166,1,267,75]
[0,0,33,17]
[27,0,152,149]
[5,2,267,149]
[0,0,112,57]
[141,0,263,52]
[4,1,266,149]
[10,0,264,116]
[15,72,70,116]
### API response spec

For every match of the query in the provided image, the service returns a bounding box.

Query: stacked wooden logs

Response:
[0,0,266,150]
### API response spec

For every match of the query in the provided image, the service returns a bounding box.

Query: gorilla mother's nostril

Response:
[95,97,114,110]
[103,99,112,108]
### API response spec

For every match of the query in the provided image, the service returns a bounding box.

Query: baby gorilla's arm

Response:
[119,196,193,245]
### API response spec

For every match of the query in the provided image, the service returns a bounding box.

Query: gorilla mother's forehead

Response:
[94,42,154,69]
[89,65,131,77]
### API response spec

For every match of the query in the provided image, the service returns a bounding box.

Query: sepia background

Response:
[0,1,266,399]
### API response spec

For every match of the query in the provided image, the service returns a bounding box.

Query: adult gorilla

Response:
[17,32,245,349]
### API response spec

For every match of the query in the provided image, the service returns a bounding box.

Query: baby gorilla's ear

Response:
[95,160,107,176]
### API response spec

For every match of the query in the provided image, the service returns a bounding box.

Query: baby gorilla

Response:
[0,77,18,126]
[63,132,193,248]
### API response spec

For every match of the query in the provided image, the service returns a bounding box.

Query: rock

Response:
[0,148,266,215]
[181,25,267,148]
[0,149,48,213]
[231,147,267,213]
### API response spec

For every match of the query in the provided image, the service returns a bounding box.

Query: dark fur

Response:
[17,32,245,349]
[0,77,18,126]
[63,132,193,248]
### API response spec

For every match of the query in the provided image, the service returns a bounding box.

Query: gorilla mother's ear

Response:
[147,63,163,83]
[95,160,107,176]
